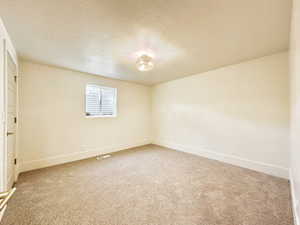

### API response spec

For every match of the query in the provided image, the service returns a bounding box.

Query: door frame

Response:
[0,28,5,194]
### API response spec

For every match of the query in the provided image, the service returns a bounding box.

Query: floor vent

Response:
[96,154,112,160]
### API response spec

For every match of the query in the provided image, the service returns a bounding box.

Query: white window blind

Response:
[86,84,117,117]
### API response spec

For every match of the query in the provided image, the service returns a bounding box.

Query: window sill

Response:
[85,115,117,118]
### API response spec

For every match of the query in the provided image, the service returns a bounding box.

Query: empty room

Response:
[0,0,300,224]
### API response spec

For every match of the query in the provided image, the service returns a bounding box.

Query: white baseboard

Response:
[19,139,151,172]
[153,139,289,179]
[290,169,300,225]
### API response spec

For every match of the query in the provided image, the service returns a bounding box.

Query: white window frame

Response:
[85,84,117,118]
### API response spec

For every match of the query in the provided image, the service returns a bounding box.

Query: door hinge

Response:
[14,76,17,83]
[6,132,14,136]
[14,117,17,123]
[14,158,17,165]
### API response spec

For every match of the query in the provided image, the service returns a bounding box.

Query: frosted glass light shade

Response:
[136,54,154,71]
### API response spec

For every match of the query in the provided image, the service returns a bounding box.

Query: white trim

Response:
[19,139,151,172]
[0,19,17,66]
[0,28,5,194]
[85,115,117,118]
[290,169,300,225]
[153,139,289,179]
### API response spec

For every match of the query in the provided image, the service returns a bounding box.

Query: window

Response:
[85,84,117,117]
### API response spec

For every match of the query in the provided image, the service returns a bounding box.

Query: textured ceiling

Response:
[0,0,292,85]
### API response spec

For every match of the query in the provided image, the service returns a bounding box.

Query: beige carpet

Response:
[1,145,294,225]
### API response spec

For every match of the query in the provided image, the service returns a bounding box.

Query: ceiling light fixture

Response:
[136,54,154,71]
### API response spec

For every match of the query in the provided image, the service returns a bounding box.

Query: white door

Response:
[5,51,17,189]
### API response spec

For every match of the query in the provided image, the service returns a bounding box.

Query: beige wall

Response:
[290,0,300,222]
[19,52,290,179]
[18,61,152,172]
[152,52,289,178]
